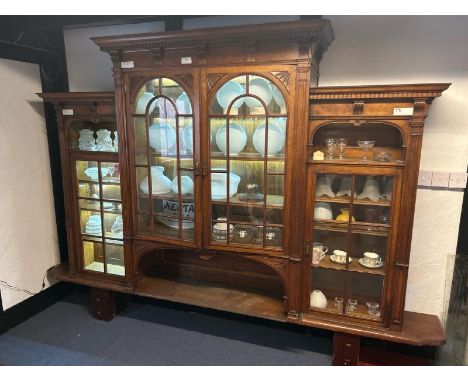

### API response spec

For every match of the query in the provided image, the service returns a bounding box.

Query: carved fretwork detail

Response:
[207,73,225,92]
[178,74,194,95]
[271,71,291,92]
[150,47,165,65]
[243,40,257,62]
[353,101,364,115]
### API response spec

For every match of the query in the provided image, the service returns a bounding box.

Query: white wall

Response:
[63,15,468,317]
[0,58,60,310]
[320,15,468,317]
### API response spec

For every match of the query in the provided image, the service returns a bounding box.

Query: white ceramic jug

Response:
[310,290,328,309]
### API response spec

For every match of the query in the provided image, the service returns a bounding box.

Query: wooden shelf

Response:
[314,221,390,236]
[212,194,284,209]
[308,158,405,167]
[135,275,286,322]
[311,255,386,276]
[77,178,121,185]
[315,195,391,207]
[211,152,285,162]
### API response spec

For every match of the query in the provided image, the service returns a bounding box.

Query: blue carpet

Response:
[0,292,332,365]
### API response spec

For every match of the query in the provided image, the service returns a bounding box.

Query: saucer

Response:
[330,254,352,264]
[358,258,384,269]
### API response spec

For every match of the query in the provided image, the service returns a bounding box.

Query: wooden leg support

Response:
[90,287,129,321]
[333,332,361,366]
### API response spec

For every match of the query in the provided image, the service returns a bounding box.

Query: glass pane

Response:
[103,207,123,239]
[265,226,283,248]
[315,174,352,203]
[351,231,388,271]
[267,161,284,174]
[346,273,384,320]
[105,240,125,276]
[78,198,100,212]
[211,202,227,221]
[78,182,99,199]
[153,215,180,238]
[179,116,194,157]
[263,117,287,158]
[136,167,149,212]
[232,96,265,116]
[134,116,147,165]
[249,75,286,114]
[76,160,99,182]
[82,239,104,273]
[148,99,177,156]
[310,268,345,314]
[211,119,249,157]
[138,214,151,233]
[211,75,246,114]
[354,175,393,204]
[312,229,348,268]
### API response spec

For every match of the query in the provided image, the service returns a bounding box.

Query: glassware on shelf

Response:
[346,298,358,312]
[96,129,113,152]
[78,129,97,151]
[239,175,264,201]
[378,211,390,224]
[84,167,109,181]
[366,301,381,316]
[265,226,282,246]
[324,138,336,160]
[110,215,124,239]
[85,215,102,235]
[374,151,392,162]
[363,207,378,223]
[337,138,347,159]
[357,140,375,161]
[334,297,344,310]
[232,225,253,244]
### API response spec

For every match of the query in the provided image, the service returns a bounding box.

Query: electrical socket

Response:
[448,173,467,189]
[418,170,433,186]
[431,171,450,188]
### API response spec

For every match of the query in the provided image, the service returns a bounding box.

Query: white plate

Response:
[358,258,384,269]
[330,254,352,264]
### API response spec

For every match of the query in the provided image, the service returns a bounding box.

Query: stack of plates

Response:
[85,215,102,235]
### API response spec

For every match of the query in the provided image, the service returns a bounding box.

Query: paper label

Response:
[62,109,73,116]
[121,61,135,69]
[181,57,192,65]
[393,107,414,116]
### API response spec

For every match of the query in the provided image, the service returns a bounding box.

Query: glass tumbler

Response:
[324,138,336,160]
[337,138,347,159]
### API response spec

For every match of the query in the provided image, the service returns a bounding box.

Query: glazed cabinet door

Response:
[204,70,293,256]
[128,74,200,246]
[303,166,402,326]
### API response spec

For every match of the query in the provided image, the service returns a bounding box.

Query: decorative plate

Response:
[330,254,352,264]
[358,258,384,269]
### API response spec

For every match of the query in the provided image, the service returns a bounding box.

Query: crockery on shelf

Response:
[362,252,383,267]
[245,77,273,107]
[310,290,328,309]
[170,175,194,195]
[358,257,384,269]
[330,250,352,264]
[357,176,380,202]
[314,202,333,220]
[148,122,177,154]
[78,129,97,151]
[252,122,285,156]
[216,80,244,109]
[96,129,113,152]
[211,170,241,199]
[336,208,355,222]
[312,150,324,160]
[176,92,192,114]
[336,176,354,197]
[212,217,234,241]
[139,166,172,195]
[239,175,263,201]
[215,123,247,156]
[346,299,358,312]
[157,215,194,230]
[271,84,285,109]
[84,167,109,181]
[265,226,282,246]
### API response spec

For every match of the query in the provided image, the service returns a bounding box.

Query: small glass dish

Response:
[346,298,358,312]
[232,225,253,244]
[374,151,392,162]
[366,301,381,317]
[334,297,344,310]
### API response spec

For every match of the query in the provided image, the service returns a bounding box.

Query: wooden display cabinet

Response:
[39,20,451,364]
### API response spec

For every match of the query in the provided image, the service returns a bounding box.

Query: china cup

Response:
[333,249,347,263]
[363,252,381,267]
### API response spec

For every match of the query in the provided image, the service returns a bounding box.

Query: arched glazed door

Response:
[207,74,289,252]
[132,77,198,243]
